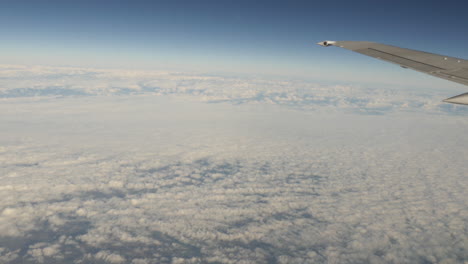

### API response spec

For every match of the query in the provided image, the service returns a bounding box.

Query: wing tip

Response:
[317,41,336,47]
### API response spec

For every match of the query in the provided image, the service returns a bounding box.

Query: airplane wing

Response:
[317,41,468,105]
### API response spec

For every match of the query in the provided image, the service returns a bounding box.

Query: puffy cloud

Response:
[94,251,126,264]
[0,65,467,263]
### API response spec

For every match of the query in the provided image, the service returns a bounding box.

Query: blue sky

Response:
[1,3,468,263]
[1,0,467,85]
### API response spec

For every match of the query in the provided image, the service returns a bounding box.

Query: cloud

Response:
[1,64,467,115]
[0,66,467,263]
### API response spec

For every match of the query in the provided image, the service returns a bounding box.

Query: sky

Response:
[1,1,468,263]
[1,0,467,84]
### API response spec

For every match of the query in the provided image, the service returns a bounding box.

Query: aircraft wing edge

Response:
[317,40,468,105]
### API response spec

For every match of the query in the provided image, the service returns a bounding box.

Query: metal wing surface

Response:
[317,41,468,105]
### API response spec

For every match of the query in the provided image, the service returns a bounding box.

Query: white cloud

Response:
[1,64,466,115]
[0,65,467,263]
[94,251,126,264]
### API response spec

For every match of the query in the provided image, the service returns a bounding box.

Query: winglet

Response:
[317,41,336,47]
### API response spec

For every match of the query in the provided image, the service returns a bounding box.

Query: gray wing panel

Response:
[318,41,468,86]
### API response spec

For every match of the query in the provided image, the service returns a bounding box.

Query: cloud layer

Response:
[1,64,467,115]
[0,65,468,263]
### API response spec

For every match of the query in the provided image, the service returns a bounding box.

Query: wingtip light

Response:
[317,41,336,47]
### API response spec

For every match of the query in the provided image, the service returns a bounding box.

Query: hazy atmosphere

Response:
[1,0,468,263]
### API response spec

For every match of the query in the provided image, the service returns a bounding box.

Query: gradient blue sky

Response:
[1,0,467,85]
